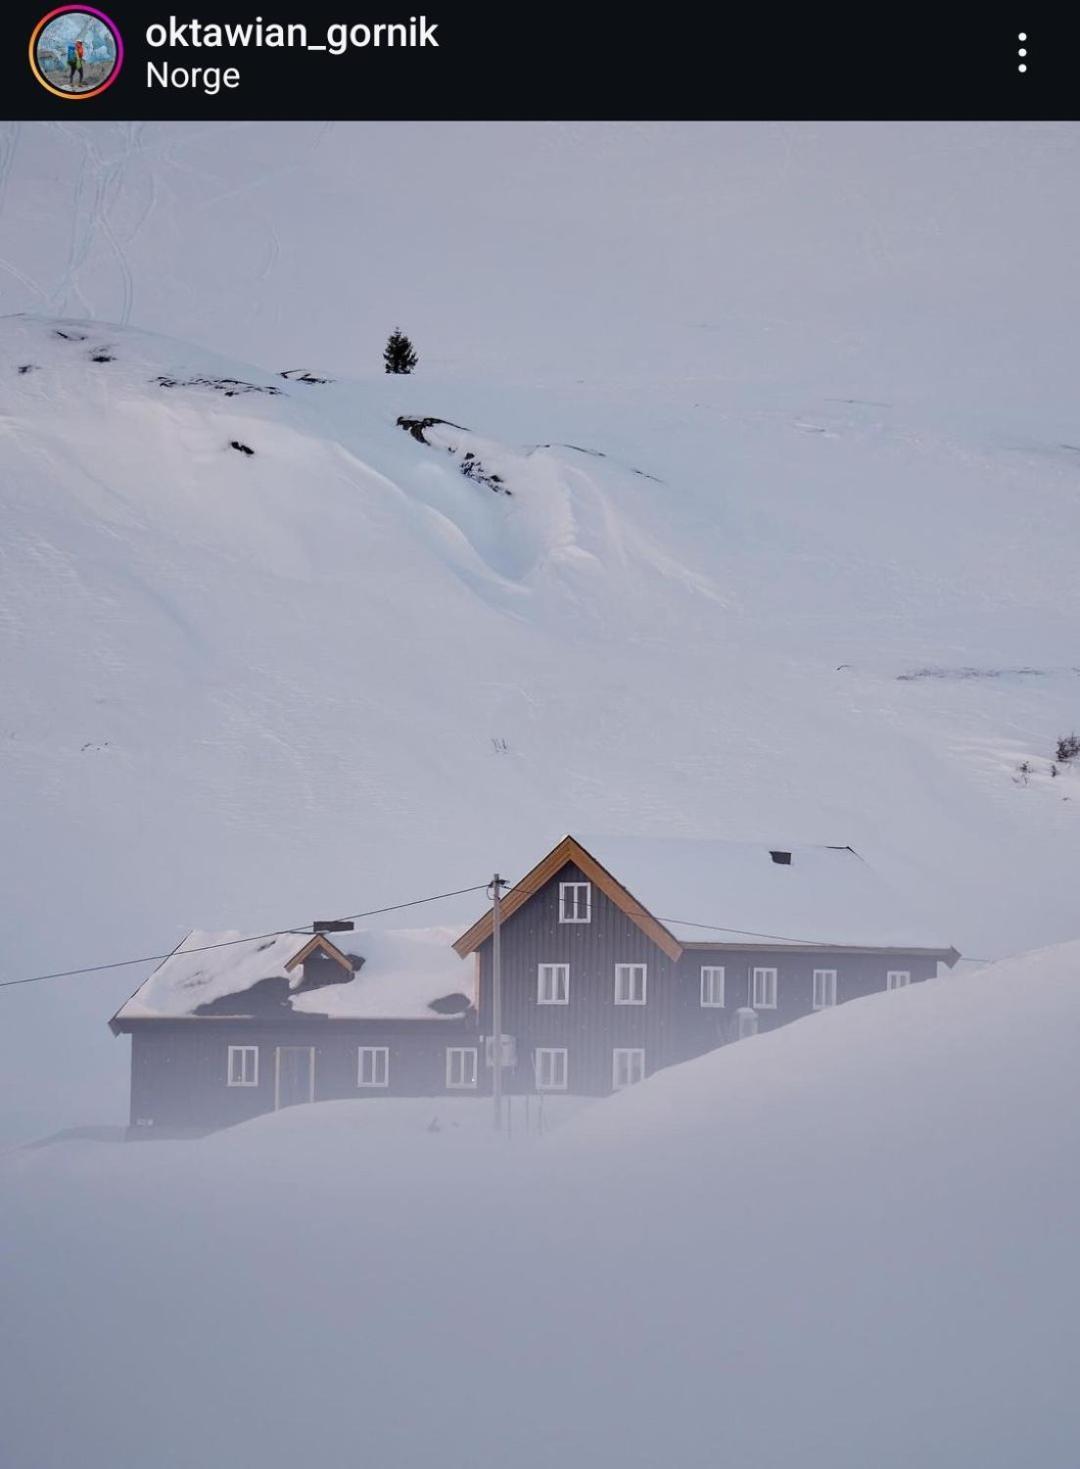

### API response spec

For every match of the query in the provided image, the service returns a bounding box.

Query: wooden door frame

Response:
[274,1045,316,1110]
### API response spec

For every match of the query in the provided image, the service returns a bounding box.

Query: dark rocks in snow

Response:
[16,364,37,375]
[230,440,255,456]
[459,451,506,493]
[279,368,332,384]
[396,414,468,445]
[54,329,88,341]
[154,375,282,398]
[396,415,511,495]
[90,352,116,363]
[898,667,1046,682]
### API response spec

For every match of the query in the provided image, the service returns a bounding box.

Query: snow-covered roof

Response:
[113,926,473,1023]
[574,834,954,951]
[291,928,472,1020]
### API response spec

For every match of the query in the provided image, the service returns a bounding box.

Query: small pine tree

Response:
[383,329,418,375]
[1055,732,1080,764]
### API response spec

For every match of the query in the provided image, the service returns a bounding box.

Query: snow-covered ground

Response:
[3,941,1079,1467]
[0,119,1079,1149]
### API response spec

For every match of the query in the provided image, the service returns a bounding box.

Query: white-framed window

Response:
[752,967,778,1009]
[227,1045,258,1087]
[484,1033,517,1068]
[559,881,591,923]
[812,969,838,1010]
[534,1047,568,1091]
[886,970,911,991]
[357,1046,389,1088]
[700,966,726,1007]
[537,962,570,1005]
[614,963,647,1005]
[612,1048,645,1090]
[446,1046,478,1090]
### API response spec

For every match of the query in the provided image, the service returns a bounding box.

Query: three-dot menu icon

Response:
[1018,33,1027,73]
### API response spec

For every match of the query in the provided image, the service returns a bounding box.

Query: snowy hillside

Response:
[1,306,1080,1140]
[1,120,1080,1141]
[4,941,1079,1467]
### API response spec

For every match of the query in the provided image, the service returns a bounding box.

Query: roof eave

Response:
[452,835,683,962]
[680,940,961,965]
[110,1010,475,1028]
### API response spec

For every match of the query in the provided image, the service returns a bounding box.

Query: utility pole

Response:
[491,873,505,1131]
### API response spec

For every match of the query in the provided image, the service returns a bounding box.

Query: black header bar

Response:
[15,8,1075,120]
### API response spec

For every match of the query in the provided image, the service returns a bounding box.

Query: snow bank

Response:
[4,940,1079,1468]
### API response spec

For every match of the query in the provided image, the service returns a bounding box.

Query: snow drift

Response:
[3,940,1079,1467]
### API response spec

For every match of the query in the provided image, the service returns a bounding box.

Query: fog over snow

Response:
[4,942,1080,1467]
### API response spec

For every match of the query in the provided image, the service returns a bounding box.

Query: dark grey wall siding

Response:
[672,948,938,1053]
[476,862,678,1095]
[473,859,940,1093]
[129,1019,478,1133]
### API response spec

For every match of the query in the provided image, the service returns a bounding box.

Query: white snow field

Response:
[3,941,1079,1468]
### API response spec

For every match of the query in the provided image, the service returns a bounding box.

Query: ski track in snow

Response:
[257,223,280,284]
[0,124,50,305]
[41,121,155,326]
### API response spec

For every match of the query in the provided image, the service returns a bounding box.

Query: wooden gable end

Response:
[283,934,354,975]
[452,835,682,961]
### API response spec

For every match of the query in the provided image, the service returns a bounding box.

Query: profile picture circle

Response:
[29,6,123,99]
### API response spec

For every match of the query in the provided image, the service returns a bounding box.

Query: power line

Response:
[0,883,491,991]
[0,873,987,995]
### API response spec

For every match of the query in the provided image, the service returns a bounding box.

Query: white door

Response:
[275,1046,315,1109]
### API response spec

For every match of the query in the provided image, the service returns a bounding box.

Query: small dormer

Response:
[286,934,359,995]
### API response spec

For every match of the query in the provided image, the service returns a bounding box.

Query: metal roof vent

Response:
[769,850,792,865]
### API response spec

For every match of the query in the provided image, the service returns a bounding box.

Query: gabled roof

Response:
[453,836,683,960]
[287,933,354,974]
[453,834,958,962]
[111,926,473,1027]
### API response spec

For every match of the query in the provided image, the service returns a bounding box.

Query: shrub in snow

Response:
[1055,732,1080,763]
[383,329,418,375]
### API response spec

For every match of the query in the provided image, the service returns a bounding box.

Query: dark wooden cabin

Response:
[110,835,958,1133]
[453,835,959,1097]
